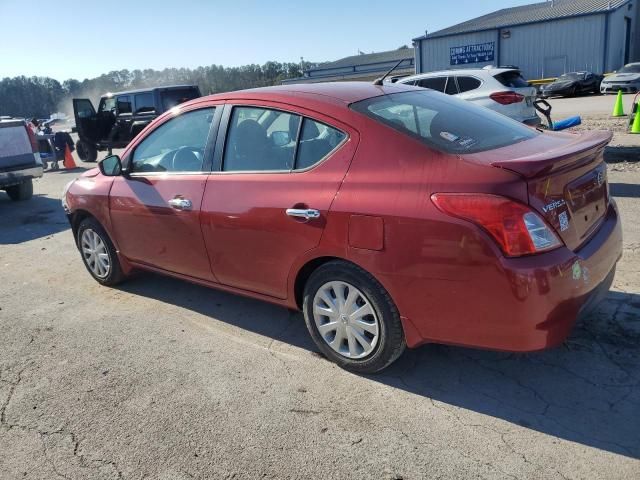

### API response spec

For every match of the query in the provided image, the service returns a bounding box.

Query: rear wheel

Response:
[5,179,33,201]
[76,217,125,286]
[303,260,405,373]
[76,139,97,163]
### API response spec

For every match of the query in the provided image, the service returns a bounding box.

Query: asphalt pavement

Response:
[0,151,639,479]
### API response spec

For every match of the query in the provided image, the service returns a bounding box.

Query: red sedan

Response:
[62,82,622,373]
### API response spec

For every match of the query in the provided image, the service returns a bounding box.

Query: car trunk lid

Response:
[479,130,611,251]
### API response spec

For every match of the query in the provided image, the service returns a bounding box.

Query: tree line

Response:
[0,61,313,119]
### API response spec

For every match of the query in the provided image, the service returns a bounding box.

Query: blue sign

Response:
[450,42,495,65]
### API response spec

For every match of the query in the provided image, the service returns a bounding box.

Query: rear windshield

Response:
[350,90,538,154]
[493,70,530,88]
[161,88,200,111]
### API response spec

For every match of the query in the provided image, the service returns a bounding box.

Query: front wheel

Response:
[76,139,97,162]
[303,260,406,373]
[77,217,125,286]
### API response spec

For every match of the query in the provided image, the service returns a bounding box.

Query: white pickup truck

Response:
[0,119,43,201]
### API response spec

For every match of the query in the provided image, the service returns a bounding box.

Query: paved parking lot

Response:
[1,147,640,479]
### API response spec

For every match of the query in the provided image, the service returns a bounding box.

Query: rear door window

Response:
[494,71,530,88]
[416,77,447,92]
[223,107,300,172]
[134,93,155,115]
[351,90,537,154]
[296,119,346,170]
[457,76,482,93]
[116,96,132,114]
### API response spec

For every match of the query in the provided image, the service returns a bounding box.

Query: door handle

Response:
[286,208,320,220]
[168,197,193,211]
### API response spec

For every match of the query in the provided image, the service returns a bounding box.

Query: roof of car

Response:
[202,81,418,105]
[101,84,199,98]
[400,67,515,80]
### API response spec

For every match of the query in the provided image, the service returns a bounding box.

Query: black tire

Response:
[76,139,97,162]
[5,179,33,201]
[302,260,406,374]
[76,217,125,286]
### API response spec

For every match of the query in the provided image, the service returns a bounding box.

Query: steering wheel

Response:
[171,146,202,172]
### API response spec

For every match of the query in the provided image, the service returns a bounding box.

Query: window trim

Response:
[212,103,348,175]
[126,105,222,176]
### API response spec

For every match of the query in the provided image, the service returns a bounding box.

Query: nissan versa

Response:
[62,82,622,373]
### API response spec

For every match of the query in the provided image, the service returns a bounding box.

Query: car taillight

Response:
[25,125,39,152]
[431,193,562,257]
[489,91,525,105]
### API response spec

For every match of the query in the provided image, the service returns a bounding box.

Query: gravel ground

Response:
[1,140,639,479]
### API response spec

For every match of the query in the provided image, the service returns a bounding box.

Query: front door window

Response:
[131,108,215,173]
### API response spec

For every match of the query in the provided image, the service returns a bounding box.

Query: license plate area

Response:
[565,164,608,241]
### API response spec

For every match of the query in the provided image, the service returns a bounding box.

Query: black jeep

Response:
[72,85,201,162]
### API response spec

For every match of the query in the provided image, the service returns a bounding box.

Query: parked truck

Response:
[0,118,43,201]
[73,85,201,162]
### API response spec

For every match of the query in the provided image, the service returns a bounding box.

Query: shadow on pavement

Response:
[0,193,70,244]
[610,182,640,198]
[121,272,640,459]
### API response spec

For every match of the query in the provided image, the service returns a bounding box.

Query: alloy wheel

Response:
[81,229,111,278]
[312,281,380,359]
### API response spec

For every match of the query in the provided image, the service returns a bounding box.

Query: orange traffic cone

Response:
[63,145,77,169]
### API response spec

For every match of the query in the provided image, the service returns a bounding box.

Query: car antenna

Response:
[373,60,404,86]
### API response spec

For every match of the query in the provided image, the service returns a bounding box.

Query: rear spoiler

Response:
[491,131,612,178]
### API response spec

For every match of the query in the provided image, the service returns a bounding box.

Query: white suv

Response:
[394,67,540,126]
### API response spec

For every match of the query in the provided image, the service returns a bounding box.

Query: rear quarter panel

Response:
[319,114,528,346]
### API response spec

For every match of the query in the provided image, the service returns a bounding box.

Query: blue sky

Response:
[0,0,534,81]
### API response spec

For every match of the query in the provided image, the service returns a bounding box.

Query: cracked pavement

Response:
[0,157,639,479]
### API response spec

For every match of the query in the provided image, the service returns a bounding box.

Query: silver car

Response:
[600,63,640,94]
[394,67,540,126]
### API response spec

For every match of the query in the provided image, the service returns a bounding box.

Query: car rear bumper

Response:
[0,165,43,188]
[522,116,542,127]
[397,201,622,351]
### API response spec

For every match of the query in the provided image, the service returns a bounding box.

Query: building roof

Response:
[282,48,415,84]
[415,0,629,40]
[313,48,414,70]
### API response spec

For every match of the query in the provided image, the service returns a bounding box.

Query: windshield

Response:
[618,64,640,74]
[350,90,538,154]
[558,73,583,81]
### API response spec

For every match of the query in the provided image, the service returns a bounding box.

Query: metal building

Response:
[413,0,640,79]
[282,48,415,84]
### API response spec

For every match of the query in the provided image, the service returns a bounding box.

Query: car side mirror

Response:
[99,154,122,176]
[271,131,291,147]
